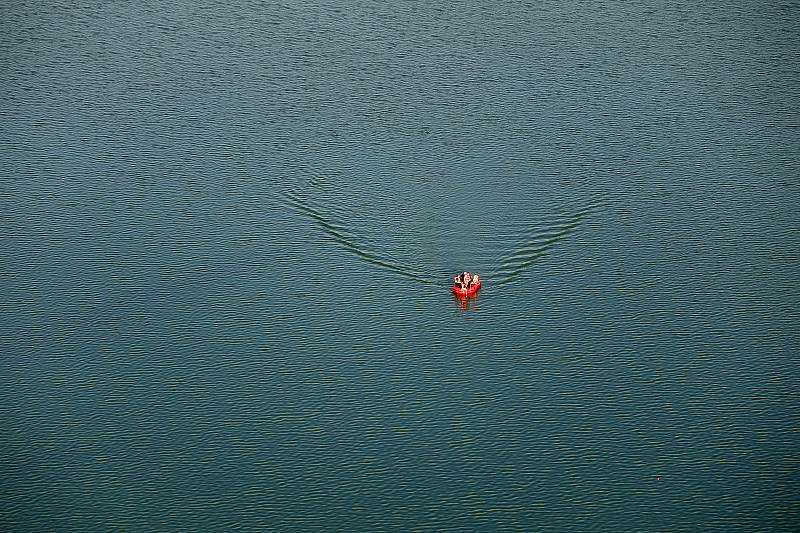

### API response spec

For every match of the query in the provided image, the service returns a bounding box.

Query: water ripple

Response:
[280,169,606,290]
[487,200,605,287]
[281,172,435,284]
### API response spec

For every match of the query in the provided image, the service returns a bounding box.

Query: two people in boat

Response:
[453,271,479,290]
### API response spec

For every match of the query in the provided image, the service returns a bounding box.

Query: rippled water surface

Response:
[2,1,799,531]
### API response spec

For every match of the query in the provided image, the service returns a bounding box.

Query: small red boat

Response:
[452,277,481,298]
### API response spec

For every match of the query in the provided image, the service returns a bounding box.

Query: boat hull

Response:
[452,280,481,298]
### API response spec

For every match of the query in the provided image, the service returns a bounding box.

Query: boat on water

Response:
[452,272,481,298]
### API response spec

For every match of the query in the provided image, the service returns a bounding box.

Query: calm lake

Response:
[2,1,798,531]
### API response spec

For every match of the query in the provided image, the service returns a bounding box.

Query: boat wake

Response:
[280,174,436,285]
[485,200,601,287]
[280,170,604,290]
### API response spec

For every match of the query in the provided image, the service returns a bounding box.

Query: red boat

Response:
[452,279,481,298]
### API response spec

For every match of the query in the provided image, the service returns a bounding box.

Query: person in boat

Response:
[453,274,463,289]
[472,274,480,286]
[463,272,472,288]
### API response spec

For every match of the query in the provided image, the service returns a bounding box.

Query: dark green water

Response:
[2,1,799,531]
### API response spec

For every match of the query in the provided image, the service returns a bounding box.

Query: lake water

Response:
[2,1,799,531]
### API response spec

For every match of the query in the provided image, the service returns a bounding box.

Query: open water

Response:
[2,1,799,531]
